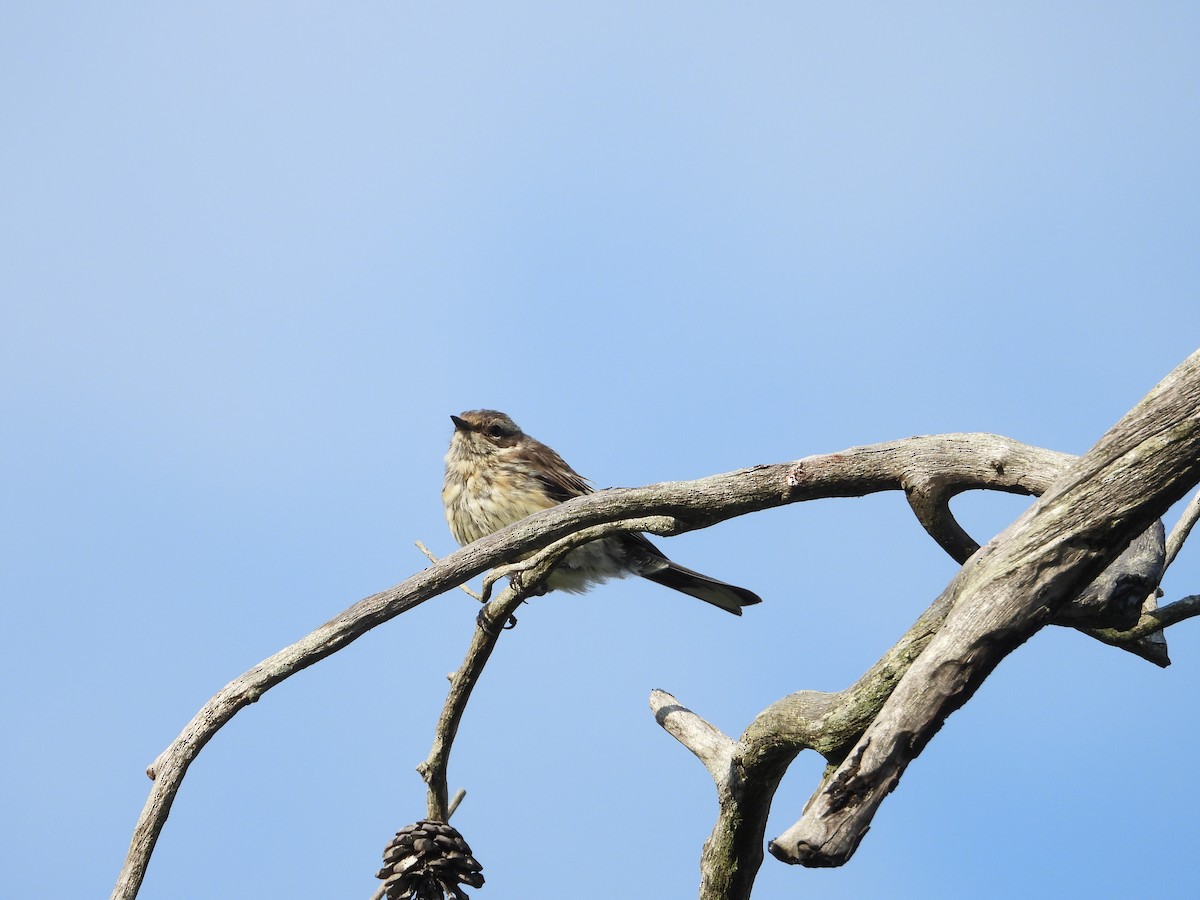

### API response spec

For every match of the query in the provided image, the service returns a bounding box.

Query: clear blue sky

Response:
[3,4,1198,898]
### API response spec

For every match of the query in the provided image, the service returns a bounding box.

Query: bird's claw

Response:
[476,605,519,635]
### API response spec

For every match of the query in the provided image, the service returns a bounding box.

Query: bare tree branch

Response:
[771,349,1200,868]
[416,580,528,821]
[1090,488,1200,665]
[646,352,1200,899]
[1085,593,1200,657]
[651,690,736,783]
[1165,488,1200,569]
[1051,521,1165,631]
[415,539,483,602]
[900,439,1071,563]
[665,549,959,900]
[112,374,1200,900]
[417,515,681,820]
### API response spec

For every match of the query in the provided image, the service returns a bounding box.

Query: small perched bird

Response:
[442,409,762,615]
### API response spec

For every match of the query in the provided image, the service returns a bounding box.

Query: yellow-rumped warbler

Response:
[442,409,762,615]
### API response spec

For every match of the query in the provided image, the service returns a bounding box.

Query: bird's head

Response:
[448,409,526,456]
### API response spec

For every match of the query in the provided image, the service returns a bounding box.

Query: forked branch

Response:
[417,515,682,821]
[654,351,1200,900]
[111,352,1200,899]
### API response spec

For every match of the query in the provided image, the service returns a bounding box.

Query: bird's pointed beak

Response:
[450,414,470,432]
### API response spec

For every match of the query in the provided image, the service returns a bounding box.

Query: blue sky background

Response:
[3,4,1199,898]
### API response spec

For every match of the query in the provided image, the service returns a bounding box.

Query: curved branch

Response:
[650,352,1200,898]
[419,516,680,821]
[904,481,981,563]
[773,349,1200,868]
[899,439,1072,563]
[111,428,1183,900]
[650,690,736,783]
[660,550,959,900]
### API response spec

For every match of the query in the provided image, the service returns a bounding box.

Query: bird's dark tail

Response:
[640,562,763,615]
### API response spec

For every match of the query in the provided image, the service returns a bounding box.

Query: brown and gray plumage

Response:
[442,409,762,615]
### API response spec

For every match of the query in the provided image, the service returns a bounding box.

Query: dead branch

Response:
[112,372,1200,900]
[653,351,1200,900]
[417,515,679,821]
[773,349,1200,869]
[1165,488,1200,569]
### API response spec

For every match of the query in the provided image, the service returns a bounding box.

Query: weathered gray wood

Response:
[112,432,1074,900]
[771,350,1200,868]
[111,353,1200,900]
[1052,520,1164,630]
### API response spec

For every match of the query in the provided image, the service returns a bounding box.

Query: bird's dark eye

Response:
[486,425,505,438]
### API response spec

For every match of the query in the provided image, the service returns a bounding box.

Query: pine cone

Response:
[376,820,485,900]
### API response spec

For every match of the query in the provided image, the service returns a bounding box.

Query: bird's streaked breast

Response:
[443,448,559,546]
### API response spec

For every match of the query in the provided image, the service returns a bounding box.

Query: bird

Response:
[442,409,762,615]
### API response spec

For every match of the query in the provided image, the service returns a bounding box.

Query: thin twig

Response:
[108,432,1141,900]
[417,514,681,821]
[478,514,678,602]
[1085,594,1200,666]
[416,540,484,602]
[446,788,467,820]
[416,581,529,821]
[1165,488,1200,570]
